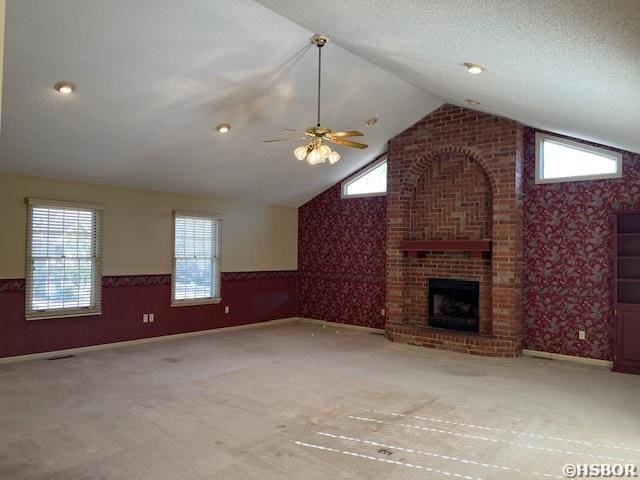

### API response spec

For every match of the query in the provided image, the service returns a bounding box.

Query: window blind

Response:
[25,199,104,320]
[172,211,222,305]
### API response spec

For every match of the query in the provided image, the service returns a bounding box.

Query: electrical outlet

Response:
[143,313,149,323]
[381,308,386,316]
[149,313,154,323]
[224,306,230,314]
[578,330,586,340]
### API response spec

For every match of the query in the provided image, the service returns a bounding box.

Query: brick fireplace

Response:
[385,104,524,357]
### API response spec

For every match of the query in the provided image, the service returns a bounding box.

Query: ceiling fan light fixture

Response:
[264,33,367,164]
[307,148,323,165]
[318,144,331,157]
[295,140,341,165]
[294,146,308,160]
[216,123,231,134]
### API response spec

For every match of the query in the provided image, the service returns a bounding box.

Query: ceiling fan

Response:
[263,34,368,165]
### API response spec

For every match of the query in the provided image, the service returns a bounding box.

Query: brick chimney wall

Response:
[385,104,524,357]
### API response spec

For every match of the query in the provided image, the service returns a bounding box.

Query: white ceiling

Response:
[3,1,638,208]
[258,0,640,155]
[0,0,441,206]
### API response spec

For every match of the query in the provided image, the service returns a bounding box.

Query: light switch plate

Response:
[578,330,586,340]
[143,314,149,323]
[149,313,154,323]
[224,306,230,314]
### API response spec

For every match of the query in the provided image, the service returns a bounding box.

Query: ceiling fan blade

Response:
[284,128,308,134]
[262,137,306,143]
[329,138,368,149]
[326,130,364,138]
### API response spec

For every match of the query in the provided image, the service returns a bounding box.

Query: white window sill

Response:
[534,172,622,184]
[341,191,387,199]
[171,298,221,308]
[26,310,102,321]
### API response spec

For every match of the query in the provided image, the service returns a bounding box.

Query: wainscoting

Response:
[0,271,297,358]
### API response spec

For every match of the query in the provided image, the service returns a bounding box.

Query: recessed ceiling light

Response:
[365,117,378,126]
[466,98,481,106]
[463,63,485,74]
[54,81,76,94]
[216,124,231,134]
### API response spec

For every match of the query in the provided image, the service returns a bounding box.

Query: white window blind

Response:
[25,199,104,320]
[172,212,222,305]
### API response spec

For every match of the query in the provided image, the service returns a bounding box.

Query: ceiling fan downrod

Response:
[311,34,328,128]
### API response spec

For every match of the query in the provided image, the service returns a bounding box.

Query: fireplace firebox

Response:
[428,278,479,333]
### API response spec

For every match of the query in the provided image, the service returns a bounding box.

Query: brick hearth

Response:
[385,104,524,357]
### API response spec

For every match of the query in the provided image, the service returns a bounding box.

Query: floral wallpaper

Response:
[297,126,640,358]
[298,179,386,329]
[0,272,298,291]
[522,127,640,360]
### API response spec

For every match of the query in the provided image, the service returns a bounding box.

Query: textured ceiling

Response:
[0,0,441,206]
[258,0,640,154]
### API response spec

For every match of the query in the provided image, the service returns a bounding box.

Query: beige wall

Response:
[0,0,4,132]
[0,173,298,278]
[0,0,7,131]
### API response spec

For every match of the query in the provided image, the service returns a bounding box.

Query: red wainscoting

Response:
[0,271,297,358]
[522,127,640,360]
[298,175,387,329]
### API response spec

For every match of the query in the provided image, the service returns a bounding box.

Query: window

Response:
[25,199,104,320]
[342,157,387,197]
[172,211,222,306]
[535,132,622,183]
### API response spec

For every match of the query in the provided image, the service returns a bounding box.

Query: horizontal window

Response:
[535,133,622,183]
[342,157,387,198]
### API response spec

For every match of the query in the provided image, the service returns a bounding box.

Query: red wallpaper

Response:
[0,272,297,358]
[298,178,386,329]
[522,127,640,360]
[10,127,637,360]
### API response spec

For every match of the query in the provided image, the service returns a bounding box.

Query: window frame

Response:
[25,198,104,321]
[535,132,622,184]
[171,210,223,307]
[341,156,388,198]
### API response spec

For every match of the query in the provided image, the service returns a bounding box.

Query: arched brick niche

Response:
[409,152,492,241]
[385,104,524,357]
[404,151,493,335]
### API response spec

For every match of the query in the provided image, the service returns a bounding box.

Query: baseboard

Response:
[522,349,613,368]
[295,317,385,334]
[0,317,385,365]
[3,321,612,367]
[0,317,297,365]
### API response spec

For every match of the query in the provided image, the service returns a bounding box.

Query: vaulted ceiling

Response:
[1,1,638,207]
[258,0,640,155]
[0,0,440,206]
